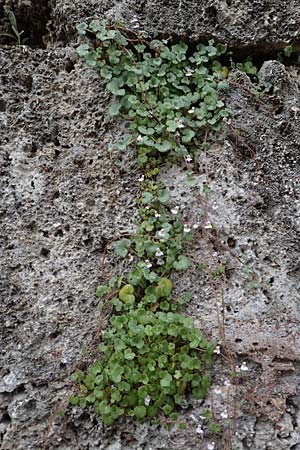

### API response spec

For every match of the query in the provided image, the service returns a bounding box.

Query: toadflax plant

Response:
[71,19,230,425]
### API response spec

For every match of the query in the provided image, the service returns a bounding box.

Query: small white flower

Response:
[157,259,164,265]
[131,19,140,29]
[145,205,150,210]
[171,206,179,215]
[188,107,195,114]
[128,254,134,263]
[138,174,145,182]
[162,39,169,44]
[204,221,213,229]
[214,386,222,395]
[145,259,152,269]
[157,229,167,238]
[196,425,203,435]
[184,224,191,233]
[224,380,231,387]
[185,154,193,162]
[136,135,143,143]
[155,248,164,257]
[214,345,221,354]
[175,118,185,129]
[154,211,161,218]
[185,68,194,77]
[240,362,249,372]
[193,223,200,229]
[207,443,215,450]
[220,411,228,419]
[144,395,151,406]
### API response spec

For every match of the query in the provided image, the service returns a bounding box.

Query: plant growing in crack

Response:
[70,18,233,427]
[0,8,28,45]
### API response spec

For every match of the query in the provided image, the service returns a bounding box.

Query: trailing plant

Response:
[72,19,231,426]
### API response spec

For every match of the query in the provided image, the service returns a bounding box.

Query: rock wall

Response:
[0,1,300,449]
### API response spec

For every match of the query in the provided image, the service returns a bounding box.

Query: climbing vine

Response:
[71,19,231,426]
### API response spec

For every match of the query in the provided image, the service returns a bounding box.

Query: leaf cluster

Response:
[70,308,213,425]
[76,20,230,170]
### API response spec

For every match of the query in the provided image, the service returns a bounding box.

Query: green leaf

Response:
[156,141,172,153]
[184,176,198,188]
[100,67,112,80]
[108,101,122,116]
[172,42,188,55]
[106,79,125,96]
[0,32,17,40]
[162,404,173,415]
[134,44,146,53]
[209,422,221,433]
[284,45,293,57]
[182,292,192,302]
[109,277,118,288]
[124,348,136,360]
[141,191,154,204]
[119,284,135,304]
[102,414,114,425]
[202,373,211,391]
[128,95,139,105]
[7,10,18,31]
[138,126,155,136]
[158,189,170,203]
[156,277,173,298]
[111,366,124,383]
[113,31,128,46]
[114,133,133,151]
[76,22,88,35]
[127,267,143,286]
[96,285,111,298]
[79,398,87,408]
[166,119,178,132]
[115,238,131,257]
[173,255,190,270]
[69,395,79,405]
[76,44,91,57]
[134,405,147,419]
[160,373,172,387]
[89,20,103,33]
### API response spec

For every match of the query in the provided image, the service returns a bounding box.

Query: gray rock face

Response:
[0,1,300,449]
[1,0,300,50]
[51,0,300,52]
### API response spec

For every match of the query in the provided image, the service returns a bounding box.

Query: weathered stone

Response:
[1,1,300,449]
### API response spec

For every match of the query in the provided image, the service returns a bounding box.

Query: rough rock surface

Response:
[0,1,300,450]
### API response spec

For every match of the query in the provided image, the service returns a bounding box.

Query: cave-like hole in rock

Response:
[41,248,50,257]
[1,409,11,424]
[0,0,51,48]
